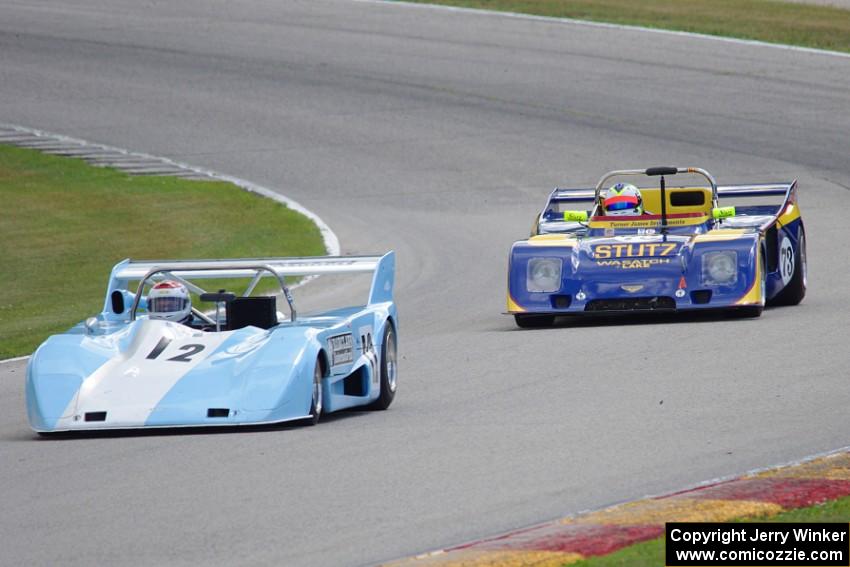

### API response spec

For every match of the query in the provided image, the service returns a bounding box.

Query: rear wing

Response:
[548,182,794,203]
[104,252,395,322]
[542,180,797,230]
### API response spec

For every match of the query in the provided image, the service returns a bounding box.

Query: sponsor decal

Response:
[661,218,699,227]
[328,333,354,366]
[563,210,589,222]
[594,217,699,228]
[712,205,736,219]
[596,258,672,269]
[593,243,678,259]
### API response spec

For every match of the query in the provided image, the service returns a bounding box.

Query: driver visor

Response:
[150,297,186,313]
[604,196,640,211]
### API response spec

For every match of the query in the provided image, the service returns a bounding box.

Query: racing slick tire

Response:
[366,322,397,411]
[306,357,323,425]
[769,227,807,306]
[514,314,555,328]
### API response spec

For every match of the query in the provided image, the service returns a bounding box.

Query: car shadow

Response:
[24,407,376,441]
[506,308,770,331]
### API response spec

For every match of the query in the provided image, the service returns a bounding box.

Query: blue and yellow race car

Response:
[507,167,806,327]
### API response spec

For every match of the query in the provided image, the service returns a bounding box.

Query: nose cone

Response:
[574,237,688,297]
[57,320,258,429]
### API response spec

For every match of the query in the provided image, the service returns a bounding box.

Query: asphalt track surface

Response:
[1,1,849,565]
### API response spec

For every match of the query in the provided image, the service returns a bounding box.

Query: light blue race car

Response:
[26,253,397,433]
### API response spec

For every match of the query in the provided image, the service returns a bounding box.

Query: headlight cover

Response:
[527,258,562,292]
[702,250,738,285]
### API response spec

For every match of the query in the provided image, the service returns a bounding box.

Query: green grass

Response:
[569,496,850,566]
[398,0,850,53]
[0,145,326,359]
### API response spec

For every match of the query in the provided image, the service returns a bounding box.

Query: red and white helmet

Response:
[148,281,191,323]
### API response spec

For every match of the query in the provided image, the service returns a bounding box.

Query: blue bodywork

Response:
[27,253,397,432]
[507,176,805,321]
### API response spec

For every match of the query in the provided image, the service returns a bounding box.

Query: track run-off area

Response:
[1,1,849,565]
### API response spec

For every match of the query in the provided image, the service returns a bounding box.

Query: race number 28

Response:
[779,236,795,286]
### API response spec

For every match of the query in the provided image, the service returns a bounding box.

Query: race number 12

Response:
[146,337,206,362]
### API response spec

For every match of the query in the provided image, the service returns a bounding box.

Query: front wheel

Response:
[367,322,397,410]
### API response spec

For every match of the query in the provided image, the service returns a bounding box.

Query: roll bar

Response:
[129,263,296,322]
[594,167,719,209]
[107,254,393,325]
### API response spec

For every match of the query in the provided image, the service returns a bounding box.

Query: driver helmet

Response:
[603,182,643,216]
[148,281,192,323]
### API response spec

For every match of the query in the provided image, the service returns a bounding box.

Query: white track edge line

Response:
[351,0,850,60]
[0,356,31,365]
[0,123,341,257]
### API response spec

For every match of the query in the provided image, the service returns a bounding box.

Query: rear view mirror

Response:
[111,290,125,314]
[85,317,99,335]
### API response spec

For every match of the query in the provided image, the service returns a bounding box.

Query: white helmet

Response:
[603,182,644,216]
[148,281,192,323]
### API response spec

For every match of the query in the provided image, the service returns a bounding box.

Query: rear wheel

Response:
[367,322,397,410]
[514,314,555,328]
[306,358,323,425]
[770,228,806,306]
